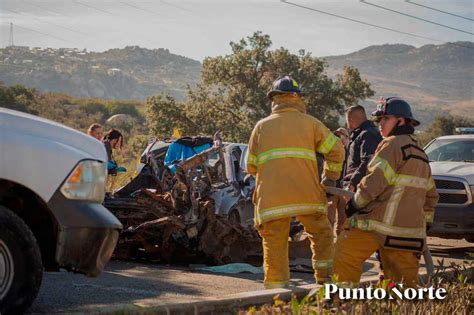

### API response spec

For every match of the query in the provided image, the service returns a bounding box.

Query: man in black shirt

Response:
[343,105,382,193]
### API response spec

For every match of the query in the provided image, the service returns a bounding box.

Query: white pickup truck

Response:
[424,131,474,242]
[0,108,122,313]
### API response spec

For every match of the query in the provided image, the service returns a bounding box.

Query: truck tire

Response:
[0,206,43,314]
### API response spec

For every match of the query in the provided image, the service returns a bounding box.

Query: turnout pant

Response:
[327,195,347,236]
[333,228,420,287]
[257,213,334,289]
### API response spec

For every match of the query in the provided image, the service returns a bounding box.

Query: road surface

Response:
[29,237,473,313]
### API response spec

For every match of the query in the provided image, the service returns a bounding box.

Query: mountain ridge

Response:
[0,41,472,125]
[0,45,201,100]
[323,41,473,124]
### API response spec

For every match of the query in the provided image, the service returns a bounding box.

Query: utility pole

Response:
[9,23,14,47]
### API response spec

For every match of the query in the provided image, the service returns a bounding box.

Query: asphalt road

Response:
[29,237,473,313]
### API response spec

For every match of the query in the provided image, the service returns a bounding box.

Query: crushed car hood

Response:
[430,161,474,184]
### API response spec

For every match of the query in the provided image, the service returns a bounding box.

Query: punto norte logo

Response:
[324,283,448,300]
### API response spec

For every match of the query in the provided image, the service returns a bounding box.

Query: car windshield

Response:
[425,138,474,162]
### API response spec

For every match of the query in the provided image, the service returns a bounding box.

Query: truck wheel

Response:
[0,206,43,314]
[228,209,241,225]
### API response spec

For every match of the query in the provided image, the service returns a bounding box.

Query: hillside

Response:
[324,42,474,121]
[0,46,201,100]
[0,42,472,125]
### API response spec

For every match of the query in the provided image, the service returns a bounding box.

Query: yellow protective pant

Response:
[257,213,334,289]
[333,228,420,287]
[327,195,347,236]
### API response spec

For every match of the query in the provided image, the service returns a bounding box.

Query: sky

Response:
[1,0,473,61]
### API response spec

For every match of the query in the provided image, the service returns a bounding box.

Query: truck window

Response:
[425,139,474,162]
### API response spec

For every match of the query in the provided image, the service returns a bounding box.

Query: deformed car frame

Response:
[113,135,255,226]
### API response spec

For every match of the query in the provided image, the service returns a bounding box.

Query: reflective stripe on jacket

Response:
[247,94,345,226]
[351,134,438,252]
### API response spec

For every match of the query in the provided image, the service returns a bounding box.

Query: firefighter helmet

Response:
[371,97,420,126]
[267,75,302,100]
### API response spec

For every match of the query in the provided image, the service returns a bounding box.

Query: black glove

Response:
[345,199,360,218]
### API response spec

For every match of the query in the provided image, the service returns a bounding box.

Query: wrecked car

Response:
[113,135,255,226]
[104,133,313,265]
[104,133,263,264]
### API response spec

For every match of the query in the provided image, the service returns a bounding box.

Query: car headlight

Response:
[60,160,107,202]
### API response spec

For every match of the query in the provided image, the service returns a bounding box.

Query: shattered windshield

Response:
[425,139,474,162]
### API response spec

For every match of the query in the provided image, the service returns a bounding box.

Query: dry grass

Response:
[107,160,139,192]
[240,262,473,315]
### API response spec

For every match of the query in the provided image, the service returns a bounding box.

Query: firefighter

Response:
[246,75,345,288]
[333,97,439,287]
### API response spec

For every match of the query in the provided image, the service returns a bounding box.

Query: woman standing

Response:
[102,129,127,191]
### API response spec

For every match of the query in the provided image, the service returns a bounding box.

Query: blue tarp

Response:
[164,142,211,174]
[197,263,263,274]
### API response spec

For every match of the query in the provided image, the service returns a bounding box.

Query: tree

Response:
[146,32,374,142]
[0,83,37,114]
[146,94,199,137]
[418,115,474,146]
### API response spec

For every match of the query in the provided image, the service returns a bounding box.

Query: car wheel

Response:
[228,209,241,225]
[0,206,43,314]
